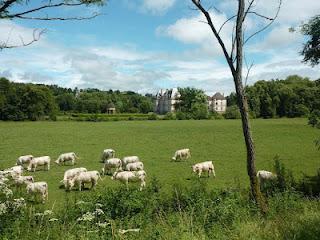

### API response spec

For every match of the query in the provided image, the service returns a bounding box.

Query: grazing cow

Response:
[102,158,122,175]
[122,156,139,166]
[27,156,50,172]
[16,155,33,166]
[55,152,78,166]
[125,161,144,171]
[14,176,34,188]
[257,170,277,182]
[69,171,101,191]
[172,149,191,161]
[61,167,87,190]
[192,161,215,178]
[26,181,48,203]
[101,149,116,162]
[111,170,146,191]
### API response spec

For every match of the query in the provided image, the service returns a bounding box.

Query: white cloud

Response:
[141,0,176,15]
[0,21,45,48]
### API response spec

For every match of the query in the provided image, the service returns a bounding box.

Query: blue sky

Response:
[0,0,320,95]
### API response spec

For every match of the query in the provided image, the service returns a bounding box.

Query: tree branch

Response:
[191,0,236,76]
[0,0,18,14]
[0,29,46,50]
[3,2,86,19]
[244,0,282,45]
[14,12,100,21]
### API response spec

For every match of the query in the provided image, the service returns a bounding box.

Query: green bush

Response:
[176,111,186,120]
[163,112,176,120]
[308,110,320,128]
[147,113,158,120]
[224,105,241,119]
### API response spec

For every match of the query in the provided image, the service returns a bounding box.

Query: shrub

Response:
[148,113,158,120]
[308,110,320,128]
[163,112,176,120]
[176,111,186,120]
[223,105,241,119]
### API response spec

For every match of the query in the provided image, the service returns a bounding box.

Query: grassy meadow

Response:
[0,118,319,207]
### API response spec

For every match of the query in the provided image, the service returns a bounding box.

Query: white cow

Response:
[16,155,33,166]
[257,170,277,182]
[69,170,101,191]
[192,161,215,178]
[61,167,87,190]
[27,156,50,172]
[102,158,122,175]
[55,152,78,165]
[125,161,144,171]
[111,170,146,191]
[14,176,34,187]
[101,149,116,162]
[172,149,191,161]
[26,181,48,203]
[122,156,139,166]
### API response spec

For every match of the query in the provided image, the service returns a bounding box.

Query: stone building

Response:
[154,88,227,114]
[154,88,180,114]
[207,92,227,113]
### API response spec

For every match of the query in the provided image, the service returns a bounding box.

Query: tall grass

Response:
[1,177,319,240]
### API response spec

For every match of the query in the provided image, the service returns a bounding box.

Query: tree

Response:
[0,0,105,49]
[301,15,320,66]
[175,87,208,119]
[191,0,282,213]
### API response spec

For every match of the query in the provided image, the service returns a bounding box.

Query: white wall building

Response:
[208,92,227,113]
[154,88,227,114]
[154,88,180,114]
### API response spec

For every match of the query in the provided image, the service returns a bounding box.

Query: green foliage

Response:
[147,113,158,120]
[224,105,241,119]
[175,111,187,120]
[233,75,320,118]
[163,112,176,120]
[175,87,208,119]
[0,78,57,121]
[0,78,154,120]
[308,110,320,128]
[191,102,209,119]
[301,15,320,66]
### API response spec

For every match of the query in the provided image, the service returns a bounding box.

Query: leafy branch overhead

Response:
[301,15,320,66]
[0,0,105,49]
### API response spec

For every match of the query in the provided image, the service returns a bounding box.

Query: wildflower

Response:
[95,203,103,209]
[12,198,26,209]
[44,210,53,216]
[96,222,110,228]
[34,213,44,217]
[77,212,95,222]
[75,200,87,205]
[49,218,59,222]
[0,203,7,215]
[95,208,104,216]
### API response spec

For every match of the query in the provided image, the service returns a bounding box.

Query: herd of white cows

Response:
[0,148,277,204]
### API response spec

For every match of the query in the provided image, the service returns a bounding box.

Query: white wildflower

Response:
[75,200,87,205]
[49,218,59,222]
[96,222,110,228]
[95,203,103,209]
[12,198,26,210]
[34,213,44,217]
[0,203,7,215]
[77,212,95,222]
[44,210,53,216]
[95,208,104,216]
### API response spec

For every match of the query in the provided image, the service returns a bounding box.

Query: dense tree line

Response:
[0,78,154,121]
[227,75,320,118]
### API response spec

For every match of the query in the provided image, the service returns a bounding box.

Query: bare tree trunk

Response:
[234,0,267,214]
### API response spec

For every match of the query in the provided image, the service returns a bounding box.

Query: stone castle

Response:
[154,88,227,114]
